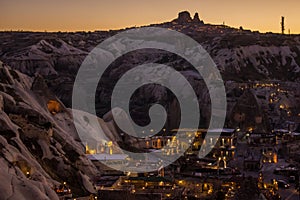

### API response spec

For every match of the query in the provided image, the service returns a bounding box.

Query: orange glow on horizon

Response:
[0,0,300,33]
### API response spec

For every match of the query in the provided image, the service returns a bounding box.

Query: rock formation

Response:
[193,12,200,22]
[0,62,124,199]
[192,12,204,24]
[174,11,192,23]
[173,11,204,24]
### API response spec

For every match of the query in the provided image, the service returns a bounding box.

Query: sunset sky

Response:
[1,0,300,33]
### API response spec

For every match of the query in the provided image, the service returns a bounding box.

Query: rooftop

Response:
[86,154,128,161]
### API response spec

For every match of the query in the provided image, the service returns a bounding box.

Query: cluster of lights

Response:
[253,83,278,88]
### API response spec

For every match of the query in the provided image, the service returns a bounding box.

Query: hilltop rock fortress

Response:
[172,11,204,24]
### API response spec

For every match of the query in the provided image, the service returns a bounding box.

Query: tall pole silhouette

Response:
[281,16,285,34]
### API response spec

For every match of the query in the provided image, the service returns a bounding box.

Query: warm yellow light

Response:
[107,141,113,147]
[273,154,278,163]
[47,100,61,115]
[89,149,96,154]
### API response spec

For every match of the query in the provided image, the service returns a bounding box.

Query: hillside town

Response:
[0,10,300,200]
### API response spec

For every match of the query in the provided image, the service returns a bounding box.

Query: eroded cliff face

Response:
[0,61,126,199]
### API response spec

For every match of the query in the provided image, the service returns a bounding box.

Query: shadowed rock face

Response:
[229,89,271,132]
[0,62,120,198]
[192,13,201,23]
[176,11,192,23]
[172,11,204,24]
[0,93,3,111]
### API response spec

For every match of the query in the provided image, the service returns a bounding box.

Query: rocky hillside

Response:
[0,11,299,131]
[0,61,125,199]
[1,11,300,82]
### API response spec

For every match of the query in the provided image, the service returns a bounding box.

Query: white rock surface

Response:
[0,62,125,199]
